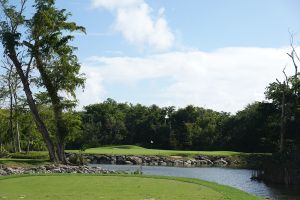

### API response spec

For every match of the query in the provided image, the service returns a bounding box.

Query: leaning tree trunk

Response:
[7,50,57,162]
[53,105,67,163]
[34,54,68,163]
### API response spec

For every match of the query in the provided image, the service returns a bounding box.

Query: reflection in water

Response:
[91,164,300,200]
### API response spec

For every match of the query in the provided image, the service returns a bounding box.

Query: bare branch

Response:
[289,29,294,46]
[0,64,10,71]
[19,0,27,15]
[283,66,288,83]
[1,56,13,71]
[287,32,299,76]
[287,52,298,76]
[23,41,34,49]
[25,55,33,79]
[276,78,280,84]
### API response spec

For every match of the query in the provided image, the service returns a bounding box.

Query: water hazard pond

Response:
[92,164,300,200]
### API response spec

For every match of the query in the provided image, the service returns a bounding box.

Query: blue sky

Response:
[55,0,300,113]
[12,0,300,112]
[58,0,300,54]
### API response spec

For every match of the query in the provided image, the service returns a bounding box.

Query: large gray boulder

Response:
[127,156,143,165]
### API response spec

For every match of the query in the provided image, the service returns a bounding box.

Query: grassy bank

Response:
[83,145,268,157]
[0,174,260,200]
[6,145,269,159]
[0,151,49,167]
[0,145,270,168]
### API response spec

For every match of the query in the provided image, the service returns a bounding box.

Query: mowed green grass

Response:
[0,158,49,167]
[6,145,269,161]
[83,145,263,157]
[0,174,260,200]
[1,145,268,167]
[1,152,49,167]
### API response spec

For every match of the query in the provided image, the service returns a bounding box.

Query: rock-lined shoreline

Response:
[0,165,118,176]
[0,153,266,176]
[67,153,241,167]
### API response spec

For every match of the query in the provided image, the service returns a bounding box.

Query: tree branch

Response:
[287,51,298,77]
[288,32,299,76]
[23,41,34,49]
[283,66,288,84]
[25,55,33,79]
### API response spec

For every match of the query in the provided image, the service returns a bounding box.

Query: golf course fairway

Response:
[0,174,260,200]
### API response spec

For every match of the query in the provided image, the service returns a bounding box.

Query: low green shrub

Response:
[67,153,87,165]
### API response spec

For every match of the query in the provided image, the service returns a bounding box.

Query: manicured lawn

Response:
[6,145,269,161]
[0,174,260,200]
[0,158,49,167]
[83,145,266,157]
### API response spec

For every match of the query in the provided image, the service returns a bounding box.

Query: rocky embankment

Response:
[66,153,254,168]
[0,165,117,176]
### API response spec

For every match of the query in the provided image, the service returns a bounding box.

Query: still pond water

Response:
[92,164,300,200]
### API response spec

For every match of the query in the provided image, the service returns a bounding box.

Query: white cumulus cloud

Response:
[78,47,293,113]
[91,0,175,50]
[76,65,106,110]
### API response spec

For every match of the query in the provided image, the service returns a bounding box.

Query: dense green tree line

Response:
[1,96,297,153]
[66,99,296,153]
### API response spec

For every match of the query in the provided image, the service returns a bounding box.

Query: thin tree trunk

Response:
[279,92,286,152]
[12,68,22,153]
[7,51,57,162]
[7,67,15,152]
[26,139,30,153]
[13,88,22,152]
[15,120,21,152]
[9,87,15,152]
